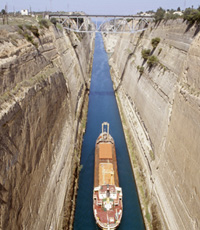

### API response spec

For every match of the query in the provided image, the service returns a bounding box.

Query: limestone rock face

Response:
[103,19,200,229]
[0,23,94,230]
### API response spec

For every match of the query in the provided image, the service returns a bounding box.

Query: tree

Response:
[154,7,166,22]
[146,10,155,14]
[1,9,6,24]
[1,9,6,14]
[147,55,159,68]
[183,7,200,24]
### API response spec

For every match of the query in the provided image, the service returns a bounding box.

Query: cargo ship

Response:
[93,122,123,230]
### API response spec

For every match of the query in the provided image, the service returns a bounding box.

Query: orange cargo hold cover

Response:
[99,143,112,159]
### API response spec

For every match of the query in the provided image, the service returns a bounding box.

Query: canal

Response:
[74,33,145,230]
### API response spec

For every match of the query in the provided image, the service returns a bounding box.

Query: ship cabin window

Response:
[110,192,117,199]
[98,191,107,199]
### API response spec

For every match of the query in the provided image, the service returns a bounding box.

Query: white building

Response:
[173,11,183,16]
[21,9,29,16]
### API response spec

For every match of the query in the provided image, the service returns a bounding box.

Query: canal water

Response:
[74,33,145,230]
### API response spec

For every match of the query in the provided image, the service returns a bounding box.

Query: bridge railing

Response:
[48,14,154,33]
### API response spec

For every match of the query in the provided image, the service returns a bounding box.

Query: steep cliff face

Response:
[0,22,94,229]
[103,19,200,230]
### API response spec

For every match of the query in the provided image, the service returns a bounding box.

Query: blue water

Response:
[73,33,145,230]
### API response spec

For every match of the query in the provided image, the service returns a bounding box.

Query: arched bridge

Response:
[48,13,154,33]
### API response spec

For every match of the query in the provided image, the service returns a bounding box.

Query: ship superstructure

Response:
[93,122,123,230]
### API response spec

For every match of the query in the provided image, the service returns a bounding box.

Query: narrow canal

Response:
[74,33,145,230]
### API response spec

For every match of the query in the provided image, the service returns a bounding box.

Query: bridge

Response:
[48,14,154,33]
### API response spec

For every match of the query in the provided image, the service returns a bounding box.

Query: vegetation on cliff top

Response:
[18,24,39,47]
[25,24,40,38]
[183,7,200,24]
[153,6,200,24]
[39,19,50,29]
[16,17,62,47]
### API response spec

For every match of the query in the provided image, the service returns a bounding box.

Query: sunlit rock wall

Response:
[0,23,94,230]
[103,19,200,229]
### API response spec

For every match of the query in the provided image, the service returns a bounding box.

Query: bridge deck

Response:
[49,13,153,18]
[48,13,153,33]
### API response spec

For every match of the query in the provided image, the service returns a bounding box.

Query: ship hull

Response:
[93,122,123,230]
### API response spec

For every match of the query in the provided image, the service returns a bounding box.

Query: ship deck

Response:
[94,188,122,229]
[93,185,122,229]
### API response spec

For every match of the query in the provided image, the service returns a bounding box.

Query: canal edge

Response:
[60,33,95,229]
[114,91,152,230]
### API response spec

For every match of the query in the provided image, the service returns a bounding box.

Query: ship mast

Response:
[102,122,109,139]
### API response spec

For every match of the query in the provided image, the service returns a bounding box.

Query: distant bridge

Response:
[48,14,154,33]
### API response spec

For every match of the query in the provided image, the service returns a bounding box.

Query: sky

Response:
[1,0,200,15]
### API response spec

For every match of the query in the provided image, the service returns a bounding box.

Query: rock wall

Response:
[0,22,94,230]
[103,19,200,230]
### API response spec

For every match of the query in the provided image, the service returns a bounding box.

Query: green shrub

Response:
[31,26,39,38]
[139,66,144,74]
[149,150,155,160]
[56,23,63,31]
[25,25,40,38]
[141,49,151,60]
[137,66,144,74]
[126,18,132,23]
[19,30,38,47]
[24,32,34,43]
[151,37,160,48]
[50,17,57,25]
[147,55,159,67]
[158,48,162,55]
[39,19,50,29]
